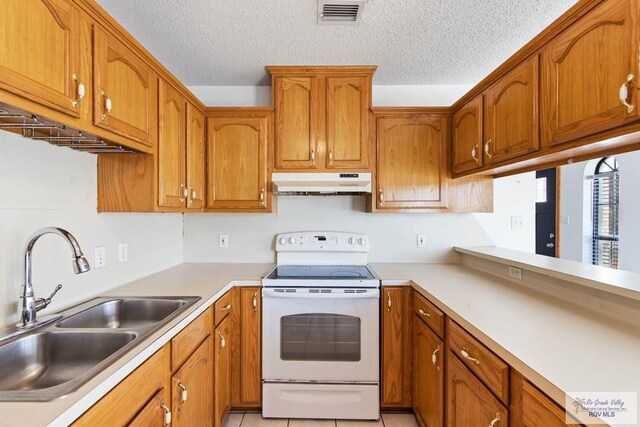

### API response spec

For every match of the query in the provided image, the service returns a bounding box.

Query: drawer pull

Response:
[489,412,500,427]
[619,74,634,113]
[311,148,316,166]
[252,291,258,312]
[328,149,334,165]
[471,144,479,162]
[461,346,481,365]
[160,400,172,426]
[72,73,85,107]
[260,188,265,206]
[379,189,384,205]
[484,139,493,159]
[177,381,188,404]
[386,292,392,311]
[431,345,440,371]
[219,331,226,349]
[219,304,231,311]
[418,308,431,318]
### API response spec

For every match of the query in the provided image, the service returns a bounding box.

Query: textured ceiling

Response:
[96,0,578,86]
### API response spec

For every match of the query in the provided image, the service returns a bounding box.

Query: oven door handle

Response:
[262,288,380,299]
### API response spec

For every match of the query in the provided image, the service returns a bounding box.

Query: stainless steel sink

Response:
[57,297,193,329]
[0,295,200,401]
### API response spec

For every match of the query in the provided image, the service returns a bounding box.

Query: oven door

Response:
[262,287,379,383]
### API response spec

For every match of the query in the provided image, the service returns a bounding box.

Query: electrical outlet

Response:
[560,215,570,225]
[510,215,524,230]
[508,266,523,280]
[118,243,128,262]
[95,246,106,269]
[219,234,229,248]
[417,234,426,248]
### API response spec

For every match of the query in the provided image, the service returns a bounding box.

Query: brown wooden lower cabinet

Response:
[215,315,233,427]
[128,389,169,427]
[413,314,444,427]
[447,353,509,427]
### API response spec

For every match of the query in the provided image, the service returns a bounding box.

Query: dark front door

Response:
[535,168,557,257]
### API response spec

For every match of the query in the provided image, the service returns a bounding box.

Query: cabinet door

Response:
[239,287,262,405]
[0,0,82,117]
[453,97,483,174]
[206,115,270,211]
[447,353,508,427]
[484,55,539,164]
[172,336,213,427]
[128,389,169,427]
[93,26,157,146]
[377,115,448,209]
[186,103,205,210]
[273,76,321,169]
[541,0,638,146]
[511,372,577,427]
[215,316,232,427]
[381,287,411,407]
[326,76,371,169]
[414,318,444,427]
[158,80,186,209]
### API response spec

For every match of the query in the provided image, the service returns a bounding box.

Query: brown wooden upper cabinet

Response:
[186,103,206,210]
[376,114,448,209]
[0,0,84,117]
[541,0,639,147]
[206,109,272,212]
[93,26,158,147]
[268,66,375,171]
[452,96,484,175]
[483,55,539,165]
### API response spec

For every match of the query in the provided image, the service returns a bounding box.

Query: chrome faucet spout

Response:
[20,227,91,328]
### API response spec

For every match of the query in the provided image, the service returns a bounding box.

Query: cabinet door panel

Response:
[215,316,232,427]
[93,26,157,146]
[453,97,483,174]
[186,103,205,210]
[206,115,270,211]
[377,116,448,209]
[484,55,539,164]
[158,80,186,208]
[326,76,370,169]
[542,0,638,146]
[274,76,320,169]
[414,318,444,427]
[172,336,213,427]
[0,0,82,117]
[447,353,509,427]
[381,287,411,407]
[240,287,262,405]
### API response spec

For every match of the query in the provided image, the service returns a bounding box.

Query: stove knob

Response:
[279,237,287,245]
[288,236,297,244]
[348,237,356,245]
[359,237,366,246]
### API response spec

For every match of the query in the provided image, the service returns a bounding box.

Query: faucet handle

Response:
[35,284,62,312]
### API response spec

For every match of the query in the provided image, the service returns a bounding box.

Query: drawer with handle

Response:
[171,306,213,372]
[447,319,510,403]
[214,289,234,326]
[413,291,445,339]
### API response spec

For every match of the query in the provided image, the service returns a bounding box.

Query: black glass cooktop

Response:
[267,265,375,280]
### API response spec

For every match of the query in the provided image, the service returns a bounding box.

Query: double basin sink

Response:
[0,296,200,401]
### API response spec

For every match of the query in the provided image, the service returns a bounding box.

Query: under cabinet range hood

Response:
[272,172,372,195]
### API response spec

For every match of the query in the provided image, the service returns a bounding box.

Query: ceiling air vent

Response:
[318,0,367,25]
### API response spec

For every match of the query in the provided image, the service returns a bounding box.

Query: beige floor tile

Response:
[380,413,419,427]
[289,420,336,427]
[240,413,289,427]
[224,413,245,427]
[336,419,383,427]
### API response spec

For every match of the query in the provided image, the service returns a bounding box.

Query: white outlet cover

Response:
[94,246,106,269]
[417,234,426,248]
[118,243,128,262]
[219,234,229,248]
[510,215,525,230]
[508,265,523,280]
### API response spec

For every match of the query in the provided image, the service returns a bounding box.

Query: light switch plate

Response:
[417,234,426,248]
[95,247,106,269]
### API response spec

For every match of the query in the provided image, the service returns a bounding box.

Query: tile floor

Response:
[223,412,419,427]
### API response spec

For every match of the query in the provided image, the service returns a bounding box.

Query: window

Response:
[589,157,620,269]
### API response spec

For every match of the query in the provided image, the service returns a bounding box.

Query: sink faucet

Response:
[20,227,91,328]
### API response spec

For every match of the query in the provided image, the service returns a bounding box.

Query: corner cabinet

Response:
[0,0,83,117]
[452,96,484,175]
[541,0,639,147]
[206,109,272,212]
[93,26,158,147]
[268,66,375,171]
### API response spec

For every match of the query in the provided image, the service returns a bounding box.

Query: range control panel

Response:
[275,231,369,252]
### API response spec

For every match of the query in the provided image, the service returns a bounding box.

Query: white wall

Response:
[0,133,184,329]
[560,151,640,273]
[189,85,472,107]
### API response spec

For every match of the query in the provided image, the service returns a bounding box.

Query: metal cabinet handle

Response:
[219,331,226,349]
[484,139,493,159]
[160,401,172,426]
[179,184,186,203]
[489,412,501,427]
[471,144,479,162]
[252,291,258,312]
[177,381,188,404]
[386,292,392,312]
[100,89,111,120]
[432,346,440,371]
[72,73,85,107]
[379,189,384,205]
[461,346,481,365]
[187,186,195,207]
[418,308,431,318]
[311,149,316,166]
[260,188,265,206]
[219,303,231,311]
[619,74,635,113]
[328,149,333,164]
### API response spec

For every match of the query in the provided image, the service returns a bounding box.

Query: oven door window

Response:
[280,313,361,362]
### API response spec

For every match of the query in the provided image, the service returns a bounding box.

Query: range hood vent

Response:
[318,0,367,25]
[272,172,372,195]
